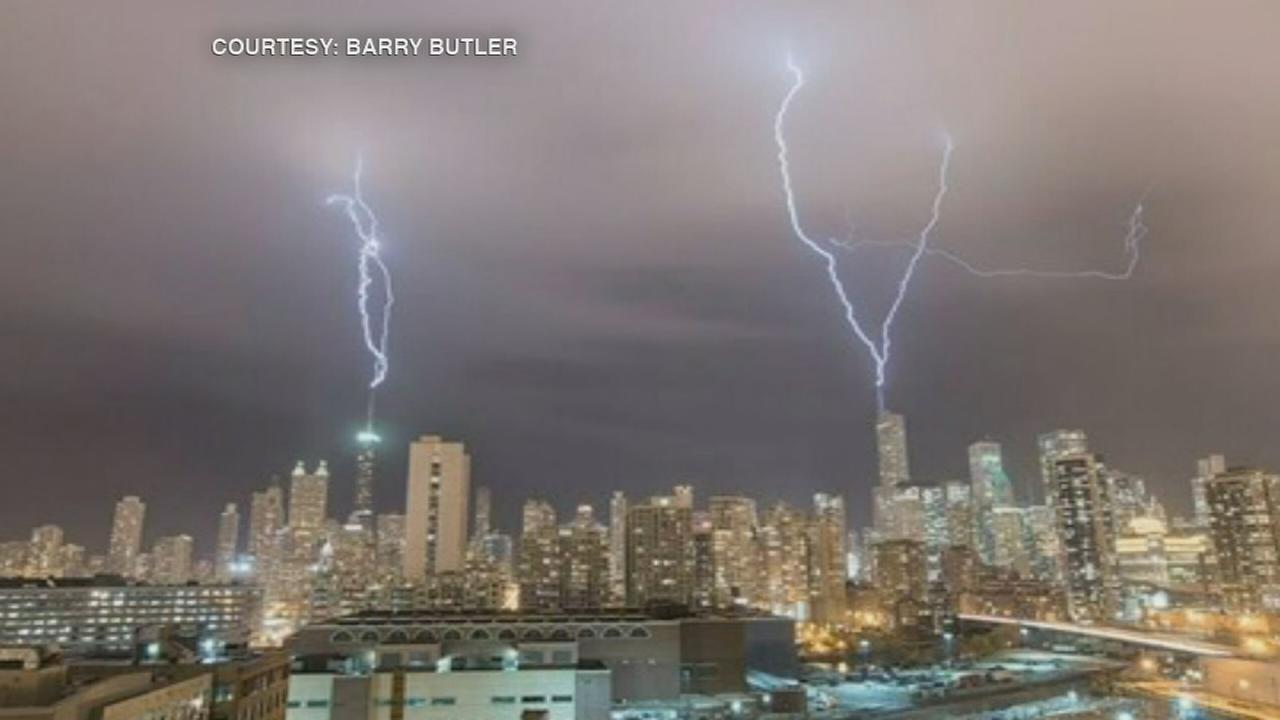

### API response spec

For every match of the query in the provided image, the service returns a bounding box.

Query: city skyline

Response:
[6,2,1280,544]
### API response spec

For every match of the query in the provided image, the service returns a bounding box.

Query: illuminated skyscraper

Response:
[215,503,240,581]
[473,486,492,541]
[107,496,146,578]
[1038,429,1088,502]
[608,491,628,604]
[353,431,379,526]
[29,525,64,577]
[151,534,194,585]
[969,441,1014,509]
[760,502,808,616]
[876,411,910,488]
[626,488,694,607]
[559,504,610,609]
[288,461,329,531]
[1206,466,1280,610]
[709,496,761,607]
[1050,453,1117,621]
[808,493,848,623]
[374,513,405,585]
[248,480,284,573]
[1191,454,1226,527]
[404,436,471,582]
[518,499,559,610]
[874,412,910,538]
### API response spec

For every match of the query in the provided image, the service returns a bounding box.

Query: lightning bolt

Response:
[830,201,1147,280]
[327,156,394,430]
[775,54,953,410]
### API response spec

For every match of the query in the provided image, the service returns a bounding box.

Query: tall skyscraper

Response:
[1038,429,1088,502]
[808,493,848,623]
[107,496,146,577]
[558,504,610,609]
[969,441,1014,563]
[518,499,560,610]
[288,461,329,530]
[1050,453,1116,621]
[403,435,470,582]
[626,488,694,607]
[709,496,761,607]
[608,491,628,604]
[215,503,240,581]
[760,502,808,615]
[151,534,194,585]
[1206,466,1280,610]
[248,481,284,569]
[374,513,405,585]
[473,486,492,541]
[1191,454,1226,527]
[969,441,1014,509]
[876,411,910,488]
[874,412,911,539]
[353,431,379,525]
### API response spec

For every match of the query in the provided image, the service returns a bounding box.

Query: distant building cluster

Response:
[3,419,1278,635]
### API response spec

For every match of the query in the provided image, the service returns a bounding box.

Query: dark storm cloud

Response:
[4,1,1280,548]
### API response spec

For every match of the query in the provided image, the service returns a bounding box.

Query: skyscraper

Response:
[1191,454,1226,527]
[1050,453,1116,621]
[288,461,329,530]
[1038,429,1088,503]
[709,496,761,607]
[558,504,610,609]
[969,441,1014,509]
[29,525,64,577]
[874,412,910,539]
[353,431,379,526]
[608,491,628,604]
[374,513,405,585]
[151,534,194,585]
[107,496,146,577]
[403,435,470,582]
[969,441,1014,563]
[808,493,848,623]
[215,503,240,581]
[1206,466,1280,610]
[876,411,910,488]
[518,499,559,610]
[248,480,284,573]
[473,486,492,541]
[626,488,694,607]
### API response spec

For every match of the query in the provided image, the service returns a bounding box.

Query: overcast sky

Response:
[4,1,1280,551]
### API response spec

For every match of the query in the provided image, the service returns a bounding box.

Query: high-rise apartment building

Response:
[518,500,559,610]
[151,534,194,585]
[1206,466,1280,610]
[708,496,760,607]
[808,493,848,623]
[216,503,240,581]
[248,481,284,580]
[760,502,809,616]
[608,491,628,604]
[374,513,405,585]
[558,505,610,609]
[28,525,64,578]
[403,436,470,582]
[626,488,694,607]
[1049,453,1116,621]
[107,496,146,577]
[1038,430,1088,502]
